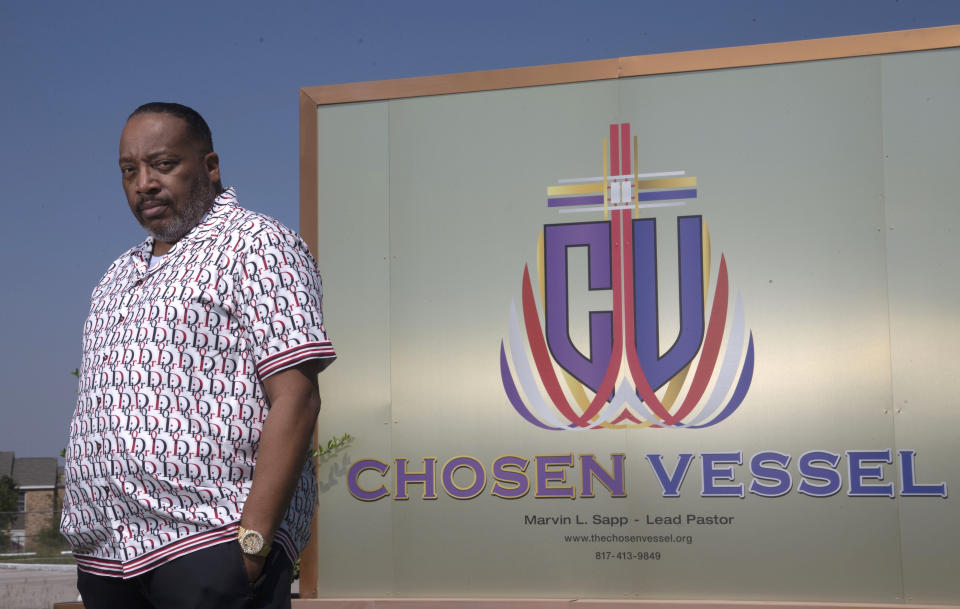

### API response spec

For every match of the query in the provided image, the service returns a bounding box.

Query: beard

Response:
[141,177,218,244]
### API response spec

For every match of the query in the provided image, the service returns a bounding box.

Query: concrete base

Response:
[0,569,79,609]
[51,595,960,608]
[288,600,960,609]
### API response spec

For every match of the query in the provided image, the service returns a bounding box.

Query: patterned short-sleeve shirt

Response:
[61,188,335,578]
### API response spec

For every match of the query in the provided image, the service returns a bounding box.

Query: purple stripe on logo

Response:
[547,195,604,207]
[547,189,698,207]
[500,342,560,430]
[688,332,755,429]
[638,188,696,202]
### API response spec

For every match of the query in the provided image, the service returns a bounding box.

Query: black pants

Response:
[77,542,292,609]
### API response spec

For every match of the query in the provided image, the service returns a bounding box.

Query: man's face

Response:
[119,112,220,250]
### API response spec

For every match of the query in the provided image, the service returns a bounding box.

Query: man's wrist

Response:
[237,525,273,557]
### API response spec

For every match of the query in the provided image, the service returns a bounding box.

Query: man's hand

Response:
[242,552,266,583]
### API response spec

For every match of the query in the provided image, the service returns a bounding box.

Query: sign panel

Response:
[308,49,960,603]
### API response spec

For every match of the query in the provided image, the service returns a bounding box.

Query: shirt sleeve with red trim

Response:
[238,226,336,379]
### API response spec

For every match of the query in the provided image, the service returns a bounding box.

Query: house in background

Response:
[0,451,62,552]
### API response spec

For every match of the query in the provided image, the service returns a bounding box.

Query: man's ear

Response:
[204,151,221,184]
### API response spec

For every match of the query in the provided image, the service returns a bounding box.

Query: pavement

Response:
[0,564,80,609]
[0,563,300,609]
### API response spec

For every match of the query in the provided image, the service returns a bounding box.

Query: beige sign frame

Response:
[294,24,960,608]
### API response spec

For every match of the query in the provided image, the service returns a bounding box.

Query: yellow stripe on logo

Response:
[546,183,604,196]
[635,176,697,190]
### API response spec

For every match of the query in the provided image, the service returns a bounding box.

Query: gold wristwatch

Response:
[237,526,271,558]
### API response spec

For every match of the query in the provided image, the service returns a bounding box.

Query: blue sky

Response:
[2,0,959,458]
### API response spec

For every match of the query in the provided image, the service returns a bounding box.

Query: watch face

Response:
[240,530,264,554]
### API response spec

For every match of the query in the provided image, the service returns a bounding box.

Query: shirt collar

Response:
[129,186,239,271]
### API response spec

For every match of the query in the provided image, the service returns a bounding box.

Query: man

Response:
[61,103,335,608]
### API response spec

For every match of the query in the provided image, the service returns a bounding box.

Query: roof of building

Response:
[11,457,58,489]
[0,452,13,478]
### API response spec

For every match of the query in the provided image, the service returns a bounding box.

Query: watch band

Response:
[237,526,272,558]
